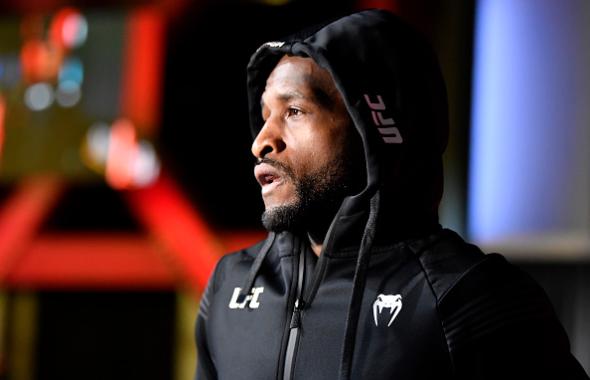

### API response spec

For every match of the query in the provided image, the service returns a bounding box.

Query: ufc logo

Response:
[229,287,264,309]
[363,94,403,144]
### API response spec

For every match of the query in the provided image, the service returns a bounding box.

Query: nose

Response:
[251,118,286,159]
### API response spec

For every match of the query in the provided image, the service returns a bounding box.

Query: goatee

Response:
[261,158,351,233]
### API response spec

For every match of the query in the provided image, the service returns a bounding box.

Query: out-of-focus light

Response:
[58,57,83,84]
[85,122,110,166]
[83,120,161,188]
[132,140,161,187]
[120,8,165,135]
[24,82,54,111]
[106,118,137,189]
[50,8,88,49]
[469,0,590,247]
[62,13,88,48]
[20,40,62,83]
[56,80,81,107]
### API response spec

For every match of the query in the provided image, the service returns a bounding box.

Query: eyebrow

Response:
[260,87,335,110]
[260,90,307,110]
[310,84,335,110]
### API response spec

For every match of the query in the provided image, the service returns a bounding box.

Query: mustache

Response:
[255,158,296,180]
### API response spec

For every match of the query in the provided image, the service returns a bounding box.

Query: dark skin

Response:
[252,55,355,256]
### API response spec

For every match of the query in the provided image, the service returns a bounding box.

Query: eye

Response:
[286,107,303,118]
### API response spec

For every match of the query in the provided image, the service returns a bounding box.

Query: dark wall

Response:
[160,0,357,229]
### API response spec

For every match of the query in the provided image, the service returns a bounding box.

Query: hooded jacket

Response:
[196,9,589,380]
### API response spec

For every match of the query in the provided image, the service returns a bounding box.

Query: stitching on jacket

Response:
[411,250,455,376]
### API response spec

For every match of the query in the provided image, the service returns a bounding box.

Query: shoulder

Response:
[410,229,555,333]
[436,251,555,343]
[199,238,268,319]
[209,238,268,291]
[417,231,554,333]
[409,228,488,302]
[409,229,564,347]
[412,231,586,378]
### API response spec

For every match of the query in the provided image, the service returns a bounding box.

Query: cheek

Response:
[283,116,351,174]
[293,133,346,176]
[315,122,350,158]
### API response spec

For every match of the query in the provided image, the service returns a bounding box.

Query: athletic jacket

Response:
[196,9,589,380]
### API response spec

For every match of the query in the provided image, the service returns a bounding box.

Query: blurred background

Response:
[0,0,588,378]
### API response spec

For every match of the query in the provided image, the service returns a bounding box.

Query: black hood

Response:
[247,9,449,246]
[245,10,450,380]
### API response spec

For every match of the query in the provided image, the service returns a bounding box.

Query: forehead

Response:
[262,55,340,105]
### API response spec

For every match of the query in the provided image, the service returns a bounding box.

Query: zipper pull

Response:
[290,298,304,329]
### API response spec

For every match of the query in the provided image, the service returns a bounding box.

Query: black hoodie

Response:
[196,9,588,380]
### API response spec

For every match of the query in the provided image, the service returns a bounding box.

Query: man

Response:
[196,9,589,380]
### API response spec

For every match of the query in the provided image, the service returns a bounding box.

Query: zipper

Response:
[280,209,342,379]
[282,247,305,380]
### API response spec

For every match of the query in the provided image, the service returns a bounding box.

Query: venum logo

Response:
[372,293,403,327]
[363,94,403,144]
[228,287,264,309]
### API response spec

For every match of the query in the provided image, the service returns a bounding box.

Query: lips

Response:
[254,162,285,195]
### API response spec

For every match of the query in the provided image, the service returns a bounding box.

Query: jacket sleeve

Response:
[195,262,220,380]
[440,254,589,380]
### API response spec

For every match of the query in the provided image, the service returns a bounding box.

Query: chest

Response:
[207,254,452,380]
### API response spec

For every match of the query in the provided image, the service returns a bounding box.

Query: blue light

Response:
[58,57,84,85]
[469,0,590,244]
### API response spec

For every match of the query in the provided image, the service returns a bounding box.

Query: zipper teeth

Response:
[282,248,305,380]
[283,324,299,380]
[282,206,349,379]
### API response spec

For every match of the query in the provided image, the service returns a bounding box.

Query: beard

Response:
[260,156,356,233]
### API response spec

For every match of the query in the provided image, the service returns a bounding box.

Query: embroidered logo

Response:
[256,41,285,53]
[363,94,403,144]
[264,41,285,48]
[372,294,402,327]
[228,287,264,309]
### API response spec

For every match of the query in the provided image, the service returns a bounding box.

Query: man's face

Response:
[252,55,361,232]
